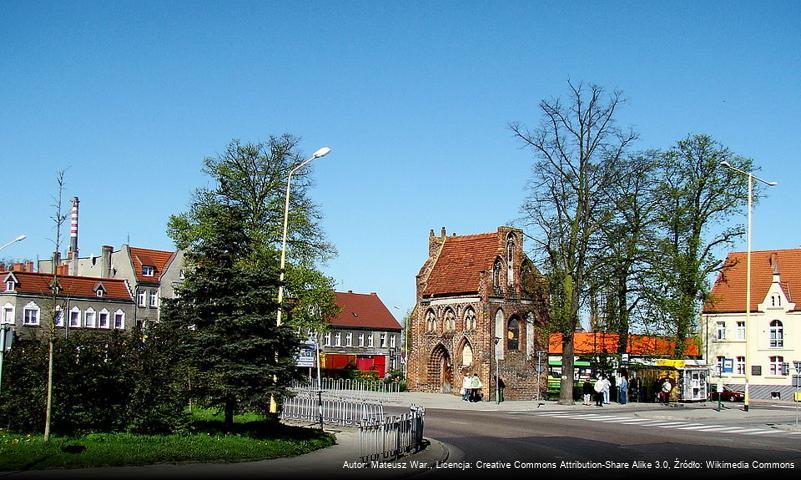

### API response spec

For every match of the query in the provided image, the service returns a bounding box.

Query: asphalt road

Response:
[401,405,801,479]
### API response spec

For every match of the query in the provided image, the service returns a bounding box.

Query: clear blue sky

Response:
[2,1,800,321]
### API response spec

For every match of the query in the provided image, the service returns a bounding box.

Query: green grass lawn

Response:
[0,409,334,471]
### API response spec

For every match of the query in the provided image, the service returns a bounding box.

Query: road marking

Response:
[721,428,770,434]
[658,423,703,428]
[699,426,756,432]
[676,424,724,430]
[743,430,776,435]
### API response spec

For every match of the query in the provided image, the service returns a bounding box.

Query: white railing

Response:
[358,405,426,462]
[281,392,384,426]
[292,377,401,394]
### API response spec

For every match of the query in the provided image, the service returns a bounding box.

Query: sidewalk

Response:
[2,425,449,479]
[383,391,801,427]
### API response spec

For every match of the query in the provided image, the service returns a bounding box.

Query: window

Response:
[506,233,516,286]
[769,320,783,348]
[736,321,745,340]
[507,317,520,350]
[769,356,784,376]
[142,265,155,277]
[1,304,14,324]
[715,321,726,340]
[346,332,352,347]
[380,333,387,348]
[358,333,365,347]
[716,356,725,374]
[390,334,396,348]
[444,309,455,332]
[493,258,503,289]
[464,308,476,331]
[22,302,40,326]
[5,281,14,292]
[425,310,436,333]
[461,342,473,367]
[150,291,158,308]
[96,289,104,298]
[54,307,63,327]
[771,294,782,307]
[334,332,341,347]
[138,290,146,307]
[99,309,109,329]
[84,308,96,328]
[324,332,331,347]
[69,307,81,327]
[179,269,185,280]
[114,310,125,329]
[367,334,374,347]
[736,356,745,375]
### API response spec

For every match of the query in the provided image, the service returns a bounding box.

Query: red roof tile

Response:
[129,247,176,284]
[423,233,499,296]
[331,291,402,331]
[2,271,132,301]
[704,249,801,313]
[549,332,700,357]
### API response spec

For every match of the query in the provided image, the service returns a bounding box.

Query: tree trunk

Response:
[44,337,54,441]
[616,276,629,354]
[559,332,575,405]
[224,396,235,433]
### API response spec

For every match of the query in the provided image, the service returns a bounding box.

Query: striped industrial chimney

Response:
[68,197,79,275]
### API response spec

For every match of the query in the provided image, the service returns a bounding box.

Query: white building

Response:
[702,249,800,400]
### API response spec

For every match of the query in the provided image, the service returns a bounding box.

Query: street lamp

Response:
[494,336,501,404]
[719,160,777,412]
[0,235,26,253]
[270,147,332,414]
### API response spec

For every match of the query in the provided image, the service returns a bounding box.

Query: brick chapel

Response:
[408,226,549,401]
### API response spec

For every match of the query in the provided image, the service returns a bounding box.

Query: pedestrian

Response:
[593,375,607,407]
[619,375,628,405]
[660,377,672,405]
[602,374,611,405]
[470,373,483,402]
[461,374,472,402]
[582,379,593,406]
[495,375,506,403]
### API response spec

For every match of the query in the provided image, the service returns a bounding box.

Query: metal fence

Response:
[358,405,426,462]
[292,377,401,394]
[281,391,384,427]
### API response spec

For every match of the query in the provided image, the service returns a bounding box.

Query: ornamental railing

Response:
[358,405,426,462]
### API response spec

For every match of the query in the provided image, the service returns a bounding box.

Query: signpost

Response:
[793,361,801,427]
[535,350,546,402]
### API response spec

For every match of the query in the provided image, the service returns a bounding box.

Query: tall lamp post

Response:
[494,336,501,404]
[719,161,777,412]
[269,147,332,414]
[0,234,26,396]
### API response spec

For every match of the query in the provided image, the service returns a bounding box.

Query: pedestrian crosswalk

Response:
[527,412,801,438]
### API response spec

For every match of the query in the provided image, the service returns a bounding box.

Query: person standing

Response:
[470,373,483,402]
[461,374,472,402]
[593,375,607,407]
[660,377,672,405]
[602,374,611,405]
[619,375,628,405]
[582,379,593,406]
[495,375,506,403]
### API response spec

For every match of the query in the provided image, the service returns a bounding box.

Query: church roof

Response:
[703,249,801,313]
[423,232,499,297]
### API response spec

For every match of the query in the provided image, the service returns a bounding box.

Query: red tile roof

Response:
[549,332,700,357]
[2,271,133,301]
[129,247,176,284]
[331,291,402,331]
[423,233,499,297]
[704,249,801,313]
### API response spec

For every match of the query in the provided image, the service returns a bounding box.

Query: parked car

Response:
[709,387,744,402]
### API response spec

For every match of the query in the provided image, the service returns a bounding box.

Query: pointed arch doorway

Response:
[428,344,453,393]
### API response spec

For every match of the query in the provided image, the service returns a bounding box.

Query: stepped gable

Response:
[423,232,498,297]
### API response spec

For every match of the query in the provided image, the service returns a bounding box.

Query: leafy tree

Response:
[511,81,636,404]
[646,134,752,356]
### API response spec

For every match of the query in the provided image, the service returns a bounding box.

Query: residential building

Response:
[1,269,135,335]
[40,245,184,327]
[408,227,549,400]
[317,291,403,378]
[702,249,801,400]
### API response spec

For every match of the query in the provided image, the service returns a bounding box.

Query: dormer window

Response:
[5,281,14,292]
[142,266,155,277]
[94,282,106,298]
[97,290,104,298]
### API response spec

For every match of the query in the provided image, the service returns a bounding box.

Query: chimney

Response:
[26,261,34,272]
[12,262,23,272]
[770,252,780,283]
[101,245,113,278]
[68,197,79,275]
[0,263,5,272]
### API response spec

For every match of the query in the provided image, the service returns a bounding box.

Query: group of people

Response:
[582,374,674,406]
[461,373,483,402]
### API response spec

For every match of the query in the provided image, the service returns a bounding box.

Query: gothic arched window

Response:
[493,257,503,290]
[506,233,516,286]
[507,317,520,351]
[444,308,456,332]
[463,307,476,331]
[425,310,436,333]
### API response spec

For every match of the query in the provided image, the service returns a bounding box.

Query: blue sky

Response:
[2,1,800,321]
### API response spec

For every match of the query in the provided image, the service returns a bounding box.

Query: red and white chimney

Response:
[68,197,79,275]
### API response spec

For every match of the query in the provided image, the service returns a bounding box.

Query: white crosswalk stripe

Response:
[533,412,800,438]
